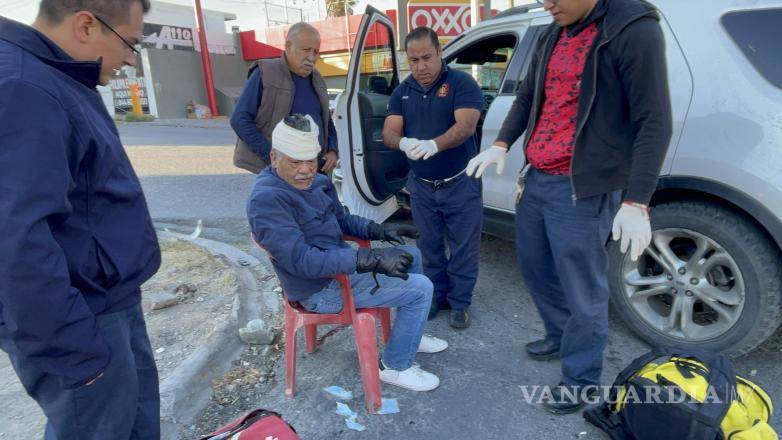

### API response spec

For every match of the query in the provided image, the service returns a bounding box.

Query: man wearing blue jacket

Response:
[0,1,161,438]
[249,114,448,392]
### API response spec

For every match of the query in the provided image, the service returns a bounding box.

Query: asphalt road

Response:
[121,122,782,439]
[1,122,780,439]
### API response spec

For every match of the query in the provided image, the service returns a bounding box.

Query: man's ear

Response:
[71,11,99,46]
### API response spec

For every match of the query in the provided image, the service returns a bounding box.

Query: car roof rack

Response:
[488,3,544,20]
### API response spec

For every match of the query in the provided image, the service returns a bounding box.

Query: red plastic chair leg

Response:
[379,309,392,345]
[304,325,317,354]
[284,315,299,397]
[353,313,382,413]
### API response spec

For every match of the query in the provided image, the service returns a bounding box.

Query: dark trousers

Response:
[515,169,620,386]
[4,303,160,439]
[407,172,483,310]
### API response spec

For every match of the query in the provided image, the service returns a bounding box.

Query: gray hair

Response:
[285,22,319,44]
[38,0,151,26]
[282,113,312,132]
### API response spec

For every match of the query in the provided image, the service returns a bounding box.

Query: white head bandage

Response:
[272,114,320,160]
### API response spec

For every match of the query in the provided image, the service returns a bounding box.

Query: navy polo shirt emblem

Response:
[387,65,484,180]
[437,84,449,98]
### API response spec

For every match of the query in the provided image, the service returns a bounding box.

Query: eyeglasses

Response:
[535,0,559,5]
[93,14,141,55]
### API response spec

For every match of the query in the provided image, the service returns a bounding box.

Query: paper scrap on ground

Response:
[377,398,400,415]
[324,385,353,400]
[336,402,357,419]
[345,416,366,432]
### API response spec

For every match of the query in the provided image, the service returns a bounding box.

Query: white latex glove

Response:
[612,203,652,261]
[466,145,507,178]
[410,139,438,160]
[399,137,421,161]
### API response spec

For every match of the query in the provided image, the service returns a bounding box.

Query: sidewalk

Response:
[192,235,782,439]
[122,117,233,130]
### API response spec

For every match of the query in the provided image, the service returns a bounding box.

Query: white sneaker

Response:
[417,335,448,353]
[379,363,440,391]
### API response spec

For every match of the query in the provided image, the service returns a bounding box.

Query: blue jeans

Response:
[300,246,433,371]
[2,302,160,439]
[515,169,620,386]
[407,173,483,310]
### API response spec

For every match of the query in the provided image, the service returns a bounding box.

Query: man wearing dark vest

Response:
[231,22,338,174]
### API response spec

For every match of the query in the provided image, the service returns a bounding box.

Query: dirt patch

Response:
[190,345,283,437]
[142,237,240,382]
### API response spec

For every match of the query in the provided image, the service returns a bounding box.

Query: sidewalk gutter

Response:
[156,228,281,439]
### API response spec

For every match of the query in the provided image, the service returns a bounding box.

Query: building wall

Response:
[147,49,205,118]
[147,48,248,118]
[148,1,232,35]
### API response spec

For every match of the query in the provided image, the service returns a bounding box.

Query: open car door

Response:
[335,6,407,223]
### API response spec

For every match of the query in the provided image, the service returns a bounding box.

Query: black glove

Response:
[367,222,420,246]
[356,247,414,280]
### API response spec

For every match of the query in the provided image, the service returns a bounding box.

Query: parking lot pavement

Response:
[195,232,782,439]
[4,123,777,439]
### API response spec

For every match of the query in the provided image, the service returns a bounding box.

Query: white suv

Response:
[335,1,782,356]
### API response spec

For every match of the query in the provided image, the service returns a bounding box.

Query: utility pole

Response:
[344,0,351,58]
[193,0,219,117]
[470,0,480,28]
[396,0,408,50]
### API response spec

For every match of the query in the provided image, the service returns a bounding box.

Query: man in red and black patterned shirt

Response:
[466,0,672,414]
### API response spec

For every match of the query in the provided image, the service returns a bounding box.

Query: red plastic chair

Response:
[252,234,392,413]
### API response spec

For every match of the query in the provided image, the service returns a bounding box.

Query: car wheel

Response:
[608,201,782,357]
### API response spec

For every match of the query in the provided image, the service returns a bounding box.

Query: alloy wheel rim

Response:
[621,228,746,341]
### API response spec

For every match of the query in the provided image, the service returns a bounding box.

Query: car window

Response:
[446,33,518,107]
[721,8,782,89]
[356,22,397,96]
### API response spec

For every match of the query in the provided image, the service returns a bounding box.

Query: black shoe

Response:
[449,309,470,329]
[525,337,560,360]
[427,301,450,320]
[542,383,600,415]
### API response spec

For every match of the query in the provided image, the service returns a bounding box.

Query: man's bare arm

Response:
[382,115,405,150]
[433,108,481,151]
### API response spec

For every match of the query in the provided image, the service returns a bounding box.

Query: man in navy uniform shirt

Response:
[383,27,484,329]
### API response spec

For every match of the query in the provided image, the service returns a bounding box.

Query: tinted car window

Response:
[721,8,782,89]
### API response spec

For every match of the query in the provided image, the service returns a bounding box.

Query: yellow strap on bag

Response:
[618,357,777,439]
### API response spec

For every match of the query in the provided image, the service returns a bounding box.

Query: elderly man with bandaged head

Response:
[248,114,448,391]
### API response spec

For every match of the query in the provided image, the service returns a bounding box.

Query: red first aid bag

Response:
[200,409,300,440]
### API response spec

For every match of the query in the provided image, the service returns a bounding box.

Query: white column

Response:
[140,48,160,118]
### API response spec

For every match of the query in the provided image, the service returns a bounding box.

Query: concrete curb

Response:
[156,229,281,439]
[159,317,243,439]
[128,119,232,130]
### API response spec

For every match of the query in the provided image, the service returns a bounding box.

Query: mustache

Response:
[295,173,315,181]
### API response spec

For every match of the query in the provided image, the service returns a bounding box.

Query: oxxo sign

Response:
[408,0,489,39]
[408,0,495,40]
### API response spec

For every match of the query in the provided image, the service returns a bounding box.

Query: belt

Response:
[414,170,466,190]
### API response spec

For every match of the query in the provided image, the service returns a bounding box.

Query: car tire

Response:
[608,200,782,357]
